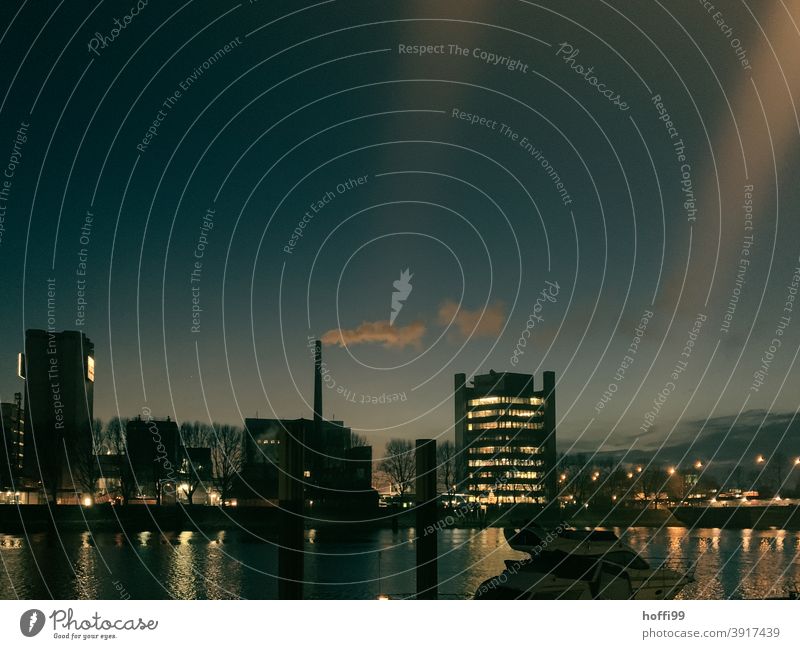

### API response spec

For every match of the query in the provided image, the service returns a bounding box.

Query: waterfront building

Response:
[0,393,25,499]
[125,416,181,504]
[239,340,375,507]
[19,330,94,503]
[454,369,557,505]
[242,417,372,499]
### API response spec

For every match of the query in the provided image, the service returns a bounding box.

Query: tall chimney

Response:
[313,339,322,428]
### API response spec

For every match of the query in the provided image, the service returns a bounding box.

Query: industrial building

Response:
[239,340,375,508]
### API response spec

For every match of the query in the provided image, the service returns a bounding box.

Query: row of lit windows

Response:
[473,471,542,479]
[496,496,546,504]
[468,458,543,467]
[467,409,541,419]
[471,483,544,492]
[470,434,544,444]
[469,446,543,455]
[468,421,544,431]
[468,396,543,406]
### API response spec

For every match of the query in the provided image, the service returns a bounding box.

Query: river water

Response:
[1,527,798,599]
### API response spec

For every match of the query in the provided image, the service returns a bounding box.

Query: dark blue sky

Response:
[1,0,799,460]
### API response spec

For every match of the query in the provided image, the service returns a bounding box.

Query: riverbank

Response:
[0,503,684,534]
[4,503,797,533]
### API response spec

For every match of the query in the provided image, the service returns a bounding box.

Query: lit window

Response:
[86,356,95,382]
[467,421,544,431]
[468,396,543,406]
[467,409,541,419]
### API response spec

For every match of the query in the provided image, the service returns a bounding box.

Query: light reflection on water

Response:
[0,527,798,599]
[622,527,800,600]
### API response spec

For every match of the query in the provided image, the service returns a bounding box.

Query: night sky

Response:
[1,0,799,462]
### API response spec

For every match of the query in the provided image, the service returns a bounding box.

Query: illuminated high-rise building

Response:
[0,392,25,495]
[454,370,557,505]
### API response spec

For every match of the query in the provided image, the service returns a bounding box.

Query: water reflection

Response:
[623,528,800,600]
[0,527,798,599]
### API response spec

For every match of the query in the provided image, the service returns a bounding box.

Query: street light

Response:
[668,467,676,475]
[756,454,765,464]
[694,460,703,469]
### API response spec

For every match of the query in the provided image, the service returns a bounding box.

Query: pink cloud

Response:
[438,300,506,339]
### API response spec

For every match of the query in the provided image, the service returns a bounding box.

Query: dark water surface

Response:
[1,527,798,599]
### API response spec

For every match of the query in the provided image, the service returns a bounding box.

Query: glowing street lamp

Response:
[668,467,676,475]
[756,454,765,464]
[794,458,800,466]
[694,460,703,469]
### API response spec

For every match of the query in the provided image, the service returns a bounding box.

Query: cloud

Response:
[582,409,800,470]
[321,320,426,350]
[437,300,506,339]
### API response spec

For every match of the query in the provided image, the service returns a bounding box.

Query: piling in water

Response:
[278,423,304,599]
[415,438,438,599]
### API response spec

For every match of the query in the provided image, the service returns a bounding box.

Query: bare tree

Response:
[179,421,210,448]
[104,417,133,504]
[378,438,416,496]
[180,447,212,506]
[73,418,104,498]
[350,431,368,448]
[209,424,243,503]
[637,467,669,509]
[601,466,630,503]
[178,422,212,505]
[437,440,456,500]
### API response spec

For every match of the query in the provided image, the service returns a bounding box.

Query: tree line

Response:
[78,417,243,505]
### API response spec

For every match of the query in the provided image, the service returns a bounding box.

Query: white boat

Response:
[504,524,625,556]
[474,525,693,600]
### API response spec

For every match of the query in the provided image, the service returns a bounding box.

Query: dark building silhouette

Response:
[125,416,180,504]
[242,417,372,497]
[454,370,557,505]
[20,329,94,503]
[239,340,375,507]
[0,393,25,496]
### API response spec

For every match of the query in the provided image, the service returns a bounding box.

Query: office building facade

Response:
[0,393,25,496]
[454,370,557,505]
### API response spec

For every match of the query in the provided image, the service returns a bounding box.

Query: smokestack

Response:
[313,340,322,428]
